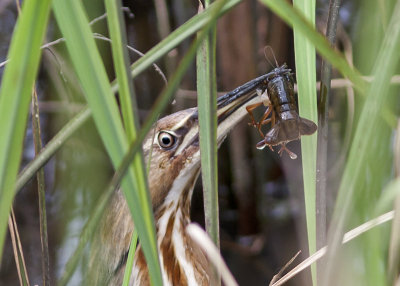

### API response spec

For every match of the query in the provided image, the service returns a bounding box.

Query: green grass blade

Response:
[32,90,50,286]
[52,1,162,284]
[104,0,137,140]
[122,230,138,286]
[103,1,145,284]
[323,1,400,284]
[0,0,52,260]
[196,2,219,247]
[292,1,317,285]
[196,1,221,284]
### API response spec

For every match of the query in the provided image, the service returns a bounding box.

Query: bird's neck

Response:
[132,168,210,285]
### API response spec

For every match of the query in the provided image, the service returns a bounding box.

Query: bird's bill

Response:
[214,87,259,145]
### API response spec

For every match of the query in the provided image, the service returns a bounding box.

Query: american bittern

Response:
[88,75,271,285]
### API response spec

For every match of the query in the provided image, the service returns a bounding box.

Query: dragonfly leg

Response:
[246,102,264,129]
[255,106,273,138]
[277,143,297,159]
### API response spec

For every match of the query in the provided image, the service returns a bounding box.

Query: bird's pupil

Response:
[162,137,170,145]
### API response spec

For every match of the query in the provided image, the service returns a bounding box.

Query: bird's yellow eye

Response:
[158,131,176,149]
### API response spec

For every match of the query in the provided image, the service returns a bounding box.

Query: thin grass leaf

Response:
[9,209,30,286]
[122,230,138,286]
[269,251,301,286]
[0,0,52,259]
[186,224,239,286]
[292,1,317,284]
[196,1,219,247]
[196,1,220,284]
[52,1,162,284]
[31,89,50,286]
[103,1,145,284]
[105,0,137,140]
[323,1,400,284]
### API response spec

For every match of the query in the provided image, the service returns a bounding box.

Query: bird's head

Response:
[142,89,260,215]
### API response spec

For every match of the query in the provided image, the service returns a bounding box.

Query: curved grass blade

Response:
[122,230,138,286]
[103,0,147,284]
[0,0,52,260]
[32,89,50,286]
[105,0,137,140]
[9,209,30,286]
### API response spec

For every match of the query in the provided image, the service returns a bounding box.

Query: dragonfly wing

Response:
[299,117,317,135]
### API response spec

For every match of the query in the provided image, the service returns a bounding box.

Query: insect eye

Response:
[158,131,176,149]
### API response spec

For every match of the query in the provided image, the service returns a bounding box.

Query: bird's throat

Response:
[132,167,210,286]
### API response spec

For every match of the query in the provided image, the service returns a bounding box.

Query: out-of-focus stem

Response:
[316,0,342,280]
[32,88,50,286]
